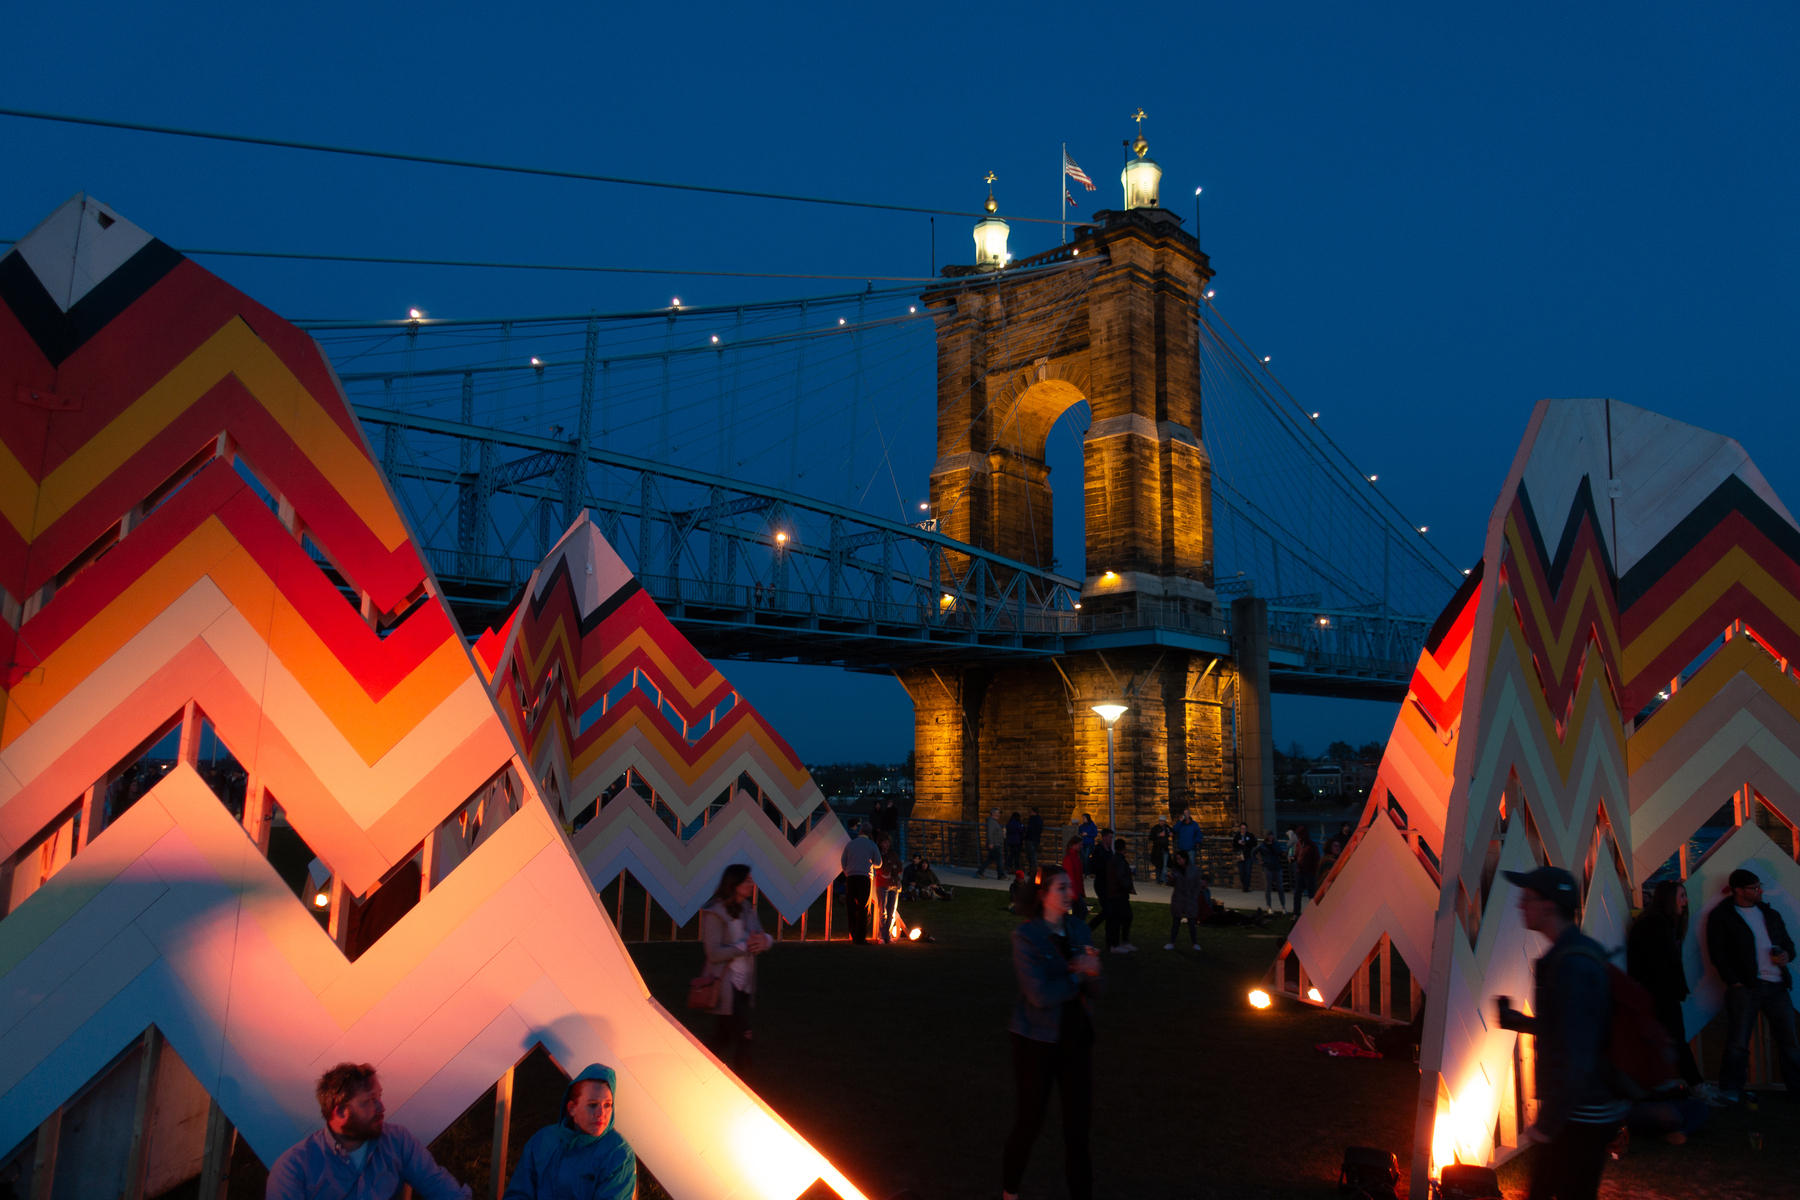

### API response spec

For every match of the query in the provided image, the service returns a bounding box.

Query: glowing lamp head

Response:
[312,889,330,909]
[408,308,422,319]
[1091,703,1128,725]
[973,215,1011,269]
[711,335,719,343]
[919,501,929,510]
[1101,570,1118,582]
[1247,989,1272,1009]
[775,532,788,545]
[1307,987,1323,1002]
[671,297,680,307]
[1419,525,1429,533]
[908,926,922,941]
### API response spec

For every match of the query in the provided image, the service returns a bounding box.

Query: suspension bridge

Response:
[304,258,1458,704]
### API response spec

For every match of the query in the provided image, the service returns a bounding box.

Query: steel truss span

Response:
[320,281,1446,696]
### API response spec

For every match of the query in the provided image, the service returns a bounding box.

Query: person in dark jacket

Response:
[1024,808,1045,876]
[1101,832,1138,953]
[1084,829,1112,908]
[1164,849,1206,950]
[1626,881,1704,1090]
[1704,867,1800,1102]
[1495,866,1626,1200]
[1292,827,1321,917]
[1147,816,1172,885]
[1233,822,1257,892]
[1002,865,1101,1200]
[979,809,1006,878]
[504,1063,636,1200]
[1005,812,1025,872]
[1257,832,1287,912]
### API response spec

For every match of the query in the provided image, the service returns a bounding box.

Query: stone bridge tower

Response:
[903,135,1247,836]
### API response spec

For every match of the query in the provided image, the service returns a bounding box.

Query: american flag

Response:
[1063,150,1096,191]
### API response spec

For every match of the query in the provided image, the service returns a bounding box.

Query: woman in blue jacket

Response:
[504,1063,636,1200]
[1002,865,1102,1200]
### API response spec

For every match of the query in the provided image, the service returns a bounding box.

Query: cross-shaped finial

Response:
[984,171,997,188]
[1132,108,1147,127]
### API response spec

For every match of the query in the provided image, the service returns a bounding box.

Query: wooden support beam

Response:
[196,1098,235,1200]
[1379,934,1393,1021]
[490,1065,516,1200]
[28,1107,61,1200]
[178,700,202,767]
[124,1026,165,1200]
[77,783,103,851]
[242,778,273,855]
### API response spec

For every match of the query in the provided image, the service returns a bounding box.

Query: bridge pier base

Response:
[903,650,1238,837]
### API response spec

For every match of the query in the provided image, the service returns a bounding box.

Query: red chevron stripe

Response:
[1501,493,1619,719]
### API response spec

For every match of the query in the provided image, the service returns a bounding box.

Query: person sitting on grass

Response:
[505,1063,636,1200]
[267,1063,470,1199]
[914,858,953,900]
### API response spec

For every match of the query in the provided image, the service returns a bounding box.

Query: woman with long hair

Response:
[1002,865,1101,1200]
[700,864,769,1078]
[1627,879,1705,1091]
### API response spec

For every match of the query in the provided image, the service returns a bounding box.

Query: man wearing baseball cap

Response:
[1704,867,1800,1102]
[1494,865,1626,1200]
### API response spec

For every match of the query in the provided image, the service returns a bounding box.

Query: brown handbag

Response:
[687,972,721,1010]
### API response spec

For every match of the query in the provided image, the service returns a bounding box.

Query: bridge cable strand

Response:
[0,105,1083,226]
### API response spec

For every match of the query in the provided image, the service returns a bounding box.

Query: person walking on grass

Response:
[1024,807,1044,877]
[1174,806,1201,865]
[1495,866,1627,1200]
[700,864,769,1078]
[1627,880,1712,1100]
[1705,867,1800,1103]
[979,809,1006,878]
[1164,849,1205,951]
[1292,826,1320,917]
[1102,831,1138,953]
[1002,865,1101,1200]
[1005,812,1025,873]
[1147,814,1172,885]
[1233,822,1257,892]
[1258,831,1287,913]
[839,822,882,944]
[1062,834,1089,923]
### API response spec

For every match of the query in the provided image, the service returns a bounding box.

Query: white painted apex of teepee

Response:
[535,512,638,616]
[12,193,155,311]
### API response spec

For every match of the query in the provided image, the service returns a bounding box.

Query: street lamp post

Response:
[1091,702,1128,830]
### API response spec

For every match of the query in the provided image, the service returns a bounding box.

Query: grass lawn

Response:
[623,891,1796,1200]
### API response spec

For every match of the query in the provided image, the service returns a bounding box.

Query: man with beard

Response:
[267,1063,470,1198]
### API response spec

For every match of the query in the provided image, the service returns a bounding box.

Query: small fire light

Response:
[312,889,330,909]
[908,927,922,941]
[1307,987,1324,1002]
[1248,989,1272,1009]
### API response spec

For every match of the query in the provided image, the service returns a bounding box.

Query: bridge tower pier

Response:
[903,145,1259,836]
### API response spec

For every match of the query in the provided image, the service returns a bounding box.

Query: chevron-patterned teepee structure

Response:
[1271,399,1800,1195]
[0,194,864,1200]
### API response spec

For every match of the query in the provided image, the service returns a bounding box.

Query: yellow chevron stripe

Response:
[1627,636,1800,771]
[1502,512,1622,680]
[9,319,406,551]
[1622,544,1800,684]
[571,704,812,792]
[583,625,728,709]
[2,518,470,762]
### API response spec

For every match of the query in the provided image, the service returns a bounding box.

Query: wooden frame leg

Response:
[196,1098,236,1200]
[490,1064,515,1200]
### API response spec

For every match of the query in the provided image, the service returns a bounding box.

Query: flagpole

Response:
[1060,144,1066,245]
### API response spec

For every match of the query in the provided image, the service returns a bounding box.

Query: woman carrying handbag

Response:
[695,864,769,1079]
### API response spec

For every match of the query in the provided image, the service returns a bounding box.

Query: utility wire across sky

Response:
[0,105,1081,227]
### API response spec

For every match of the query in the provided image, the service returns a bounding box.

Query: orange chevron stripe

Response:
[1,318,406,552]
[2,517,470,762]
[583,625,729,711]
[572,700,813,792]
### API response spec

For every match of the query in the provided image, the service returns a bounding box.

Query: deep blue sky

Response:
[5,3,1795,763]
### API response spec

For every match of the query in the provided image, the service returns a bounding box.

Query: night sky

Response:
[4,3,1795,765]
